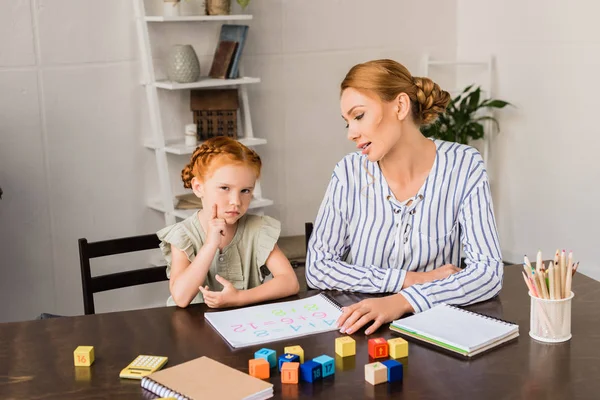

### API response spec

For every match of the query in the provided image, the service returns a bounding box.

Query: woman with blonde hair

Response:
[306,59,502,335]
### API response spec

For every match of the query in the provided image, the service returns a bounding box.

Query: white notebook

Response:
[390,303,519,357]
[204,293,343,348]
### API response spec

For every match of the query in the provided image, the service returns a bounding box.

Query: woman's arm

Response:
[400,178,503,313]
[168,242,218,308]
[199,244,300,308]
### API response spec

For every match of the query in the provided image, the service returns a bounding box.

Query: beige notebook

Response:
[140,356,273,400]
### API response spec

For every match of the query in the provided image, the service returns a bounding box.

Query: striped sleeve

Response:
[400,177,503,312]
[305,172,406,293]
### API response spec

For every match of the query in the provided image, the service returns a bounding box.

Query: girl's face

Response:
[192,163,257,224]
[340,88,409,162]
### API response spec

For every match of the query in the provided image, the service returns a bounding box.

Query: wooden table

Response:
[1,265,599,399]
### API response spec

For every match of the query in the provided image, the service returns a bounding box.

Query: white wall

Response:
[457,0,600,280]
[0,0,457,322]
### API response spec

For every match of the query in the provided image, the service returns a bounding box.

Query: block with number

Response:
[382,359,403,382]
[73,346,95,366]
[119,355,168,379]
[368,338,389,359]
[335,336,356,357]
[281,361,300,384]
[284,345,304,363]
[388,337,408,359]
[365,362,388,385]
[254,348,277,368]
[278,353,300,371]
[300,360,322,383]
[249,358,270,379]
[312,355,335,378]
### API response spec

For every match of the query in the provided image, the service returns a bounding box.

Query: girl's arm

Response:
[168,242,218,308]
[199,244,300,308]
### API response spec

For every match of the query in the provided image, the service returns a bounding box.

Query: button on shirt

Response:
[305,140,503,313]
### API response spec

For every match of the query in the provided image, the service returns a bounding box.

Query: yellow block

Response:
[284,345,304,363]
[335,336,356,357]
[388,338,408,359]
[74,346,95,367]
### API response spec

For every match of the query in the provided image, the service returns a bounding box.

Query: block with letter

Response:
[278,353,300,371]
[312,355,335,378]
[281,361,300,384]
[284,345,304,363]
[73,346,95,367]
[388,337,408,359]
[382,359,403,382]
[248,358,270,379]
[335,336,356,357]
[300,360,322,383]
[368,338,389,359]
[364,362,388,385]
[254,348,276,368]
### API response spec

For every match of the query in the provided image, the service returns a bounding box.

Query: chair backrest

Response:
[304,222,313,252]
[78,233,168,315]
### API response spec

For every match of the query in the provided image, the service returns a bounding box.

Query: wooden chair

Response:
[78,234,168,315]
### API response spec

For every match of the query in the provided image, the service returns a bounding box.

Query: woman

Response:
[306,59,503,335]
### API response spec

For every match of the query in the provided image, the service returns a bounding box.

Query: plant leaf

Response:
[237,0,250,9]
[483,100,511,108]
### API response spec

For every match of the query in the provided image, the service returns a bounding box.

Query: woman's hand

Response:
[404,264,461,288]
[205,204,226,247]
[198,275,240,308]
[336,293,413,335]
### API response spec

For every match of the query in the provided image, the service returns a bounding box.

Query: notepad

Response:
[390,303,519,357]
[141,356,273,400]
[204,293,343,348]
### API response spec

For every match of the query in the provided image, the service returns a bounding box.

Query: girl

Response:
[306,59,503,335]
[158,136,299,308]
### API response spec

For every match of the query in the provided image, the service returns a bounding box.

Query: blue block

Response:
[255,348,276,368]
[300,360,322,382]
[382,359,403,382]
[278,353,300,371]
[312,355,335,378]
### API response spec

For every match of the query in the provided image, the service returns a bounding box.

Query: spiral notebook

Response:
[390,303,519,358]
[140,356,273,400]
[204,293,343,348]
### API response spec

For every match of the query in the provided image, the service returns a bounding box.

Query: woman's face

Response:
[340,88,406,162]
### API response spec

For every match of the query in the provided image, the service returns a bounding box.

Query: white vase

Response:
[180,0,207,16]
[166,45,201,83]
[163,1,181,17]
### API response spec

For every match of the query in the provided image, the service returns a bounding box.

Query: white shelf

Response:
[148,197,274,219]
[145,15,253,22]
[154,77,260,90]
[144,137,267,155]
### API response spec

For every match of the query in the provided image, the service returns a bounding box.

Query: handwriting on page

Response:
[229,303,336,338]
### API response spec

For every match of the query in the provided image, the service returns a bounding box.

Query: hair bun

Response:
[413,76,451,125]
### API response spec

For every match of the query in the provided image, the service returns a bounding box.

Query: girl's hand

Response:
[205,204,226,247]
[198,275,240,308]
[336,293,412,335]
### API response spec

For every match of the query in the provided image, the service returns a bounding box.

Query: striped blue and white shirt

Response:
[305,139,503,313]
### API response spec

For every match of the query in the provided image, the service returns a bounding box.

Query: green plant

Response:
[237,0,250,9]
[421,85,512,145]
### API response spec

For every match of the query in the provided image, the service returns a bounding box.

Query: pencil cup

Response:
[529,291,574,343]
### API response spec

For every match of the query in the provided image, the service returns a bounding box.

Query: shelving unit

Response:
[134,0,271,226]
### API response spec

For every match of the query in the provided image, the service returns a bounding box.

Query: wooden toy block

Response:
[335,336,356,357]
[73,346,95,367]
[312,355,335,378]
[284,345,304,363]
[249,358,270,379]
[278,353,300,371]
[364,362,388,385]
[382,359,403,382]
[388,338,409,359]
[254,348,276,368]
[299,360,322,383]
[368,338,388,359]
[281,362,300,384]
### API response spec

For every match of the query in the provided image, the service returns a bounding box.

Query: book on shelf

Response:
[209,40,238,79]
[217,25,249,79]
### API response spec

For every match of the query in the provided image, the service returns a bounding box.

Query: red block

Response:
[368,338,389,359]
